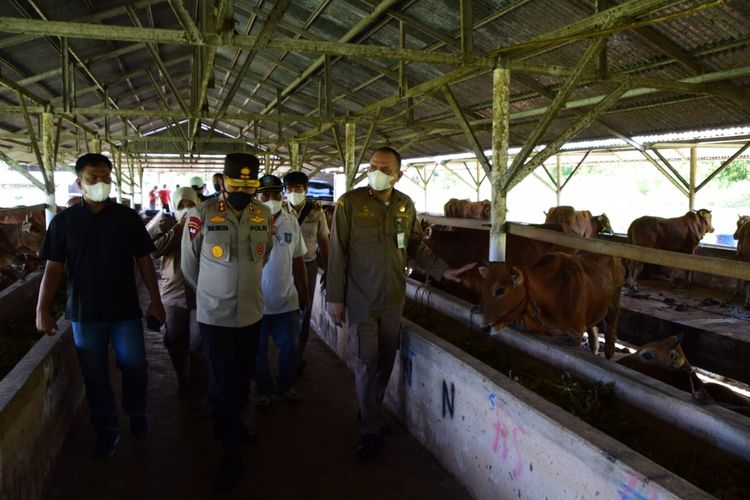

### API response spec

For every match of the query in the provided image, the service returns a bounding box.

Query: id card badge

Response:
[397,232,406,249]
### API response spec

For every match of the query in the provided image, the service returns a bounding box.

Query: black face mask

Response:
[226,191,251,210]
[214,183,222,193]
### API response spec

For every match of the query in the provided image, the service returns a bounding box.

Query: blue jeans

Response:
[255,310,300,396]
[71,319,148,433]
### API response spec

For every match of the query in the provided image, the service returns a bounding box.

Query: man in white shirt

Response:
[255,175,309,408]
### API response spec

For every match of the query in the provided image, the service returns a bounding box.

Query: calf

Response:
[626,209,714,290]
[478,252,624,358]
[544,206,612,237]
[443,198,491,219]
[618,335,750,417]
[733,215,750,308]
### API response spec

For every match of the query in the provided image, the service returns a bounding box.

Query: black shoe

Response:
[355,433,384,460]
[95,431,120,459]
[239,422,259,446]
[211,458,244,495]
[130,416,149,439]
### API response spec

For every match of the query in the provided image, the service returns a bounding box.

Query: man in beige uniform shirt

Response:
[283,171,330,372]
[327,146,465,460]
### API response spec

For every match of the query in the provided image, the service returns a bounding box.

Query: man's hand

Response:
[145,300,166,324]
[328,302,345,327]
[36,309,58,336]
[442,262,477,283]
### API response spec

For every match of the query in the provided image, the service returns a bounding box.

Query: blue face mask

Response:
[226,191,251,210]
[213,183,222,193]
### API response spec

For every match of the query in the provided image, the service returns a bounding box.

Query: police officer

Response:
[282,171,330,372]
[327,146,465,460]
[181,153,272,494]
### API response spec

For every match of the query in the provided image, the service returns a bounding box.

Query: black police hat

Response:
[258,174,283,192]
[224,153,260,188]
[283,171,309,189]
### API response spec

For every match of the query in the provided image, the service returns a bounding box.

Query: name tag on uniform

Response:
[397,232,406,249]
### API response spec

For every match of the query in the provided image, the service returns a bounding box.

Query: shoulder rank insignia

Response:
[188,216,202,240]
[217,199,226,213]
[399,204,406,213]
[336,199,345,207]
[209,215,226,223]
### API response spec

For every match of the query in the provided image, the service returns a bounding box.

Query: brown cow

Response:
[444,198,490,219]
[618,335,750,417]
[544,205,613,237]
[626,209,714,290]
[733,215,750,308]
[478,252,624,358]
[415,224,578,303]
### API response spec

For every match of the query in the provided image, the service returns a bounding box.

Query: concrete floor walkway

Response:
[46,323,470,500]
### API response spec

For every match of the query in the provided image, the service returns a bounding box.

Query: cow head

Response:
[695,208,714,234]
[481,200,491,219]
[594,213,613,235]
[734,214,750,240]
[477,263,527,330]
[622,334,690,371]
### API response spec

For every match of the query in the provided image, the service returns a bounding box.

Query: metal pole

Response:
[345,122,356,190]
[556,154,562,205]
[41,112,56,226]
[114,149,123,203]
[291,140,300,171]
[490,64,510,262]
[689,146,697,211]
[91,135,101,153]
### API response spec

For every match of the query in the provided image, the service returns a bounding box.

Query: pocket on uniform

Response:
[352,217,380,244]
[203,231,231,262]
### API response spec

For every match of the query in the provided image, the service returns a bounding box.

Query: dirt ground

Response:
[45,321,470,500]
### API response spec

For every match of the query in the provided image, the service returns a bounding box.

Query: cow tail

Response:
[604,288,621,359]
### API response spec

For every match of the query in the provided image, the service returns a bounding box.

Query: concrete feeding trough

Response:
[0,318,83,500]
[311,277,712,499]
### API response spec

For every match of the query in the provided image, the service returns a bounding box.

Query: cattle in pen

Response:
[544,205,613,238]
[443,198,490,220]
[733,214,750,308]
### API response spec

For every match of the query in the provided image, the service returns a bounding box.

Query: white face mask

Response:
[368,170,395,191]
[82,182,111,202]
[264,199,283,215]
[286,191,306,206]
[174,208,188,220]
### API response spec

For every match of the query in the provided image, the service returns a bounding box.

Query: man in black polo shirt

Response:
[35,153,165,459]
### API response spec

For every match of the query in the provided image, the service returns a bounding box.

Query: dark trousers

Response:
[256,310,300,396]
[200,321,261,456]
[164,306,207,401]
[298,259,318,362]
[71,319,147,434]
[347,310,402,435]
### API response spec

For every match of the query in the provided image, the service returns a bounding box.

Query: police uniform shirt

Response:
[287,200,329,263]
[39,200,155,322]
[327,187,449,322]
[181,196,273,328]
[261,210,307,315]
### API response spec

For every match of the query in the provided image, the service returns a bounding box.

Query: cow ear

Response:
[478,266,489,279]
[510,271,523,289]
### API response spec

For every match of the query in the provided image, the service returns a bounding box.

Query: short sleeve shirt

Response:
[39,200,155,322]
[287,201,329,263]
[261,211,307,314]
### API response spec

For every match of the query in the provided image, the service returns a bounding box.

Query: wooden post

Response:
[127,154,136,208]
[556,154,562,205]
[41,112,56,226]
[345,122,356,190]
[114,149,123,203]
[689,146,697,211]
[91,135,101,154]
[490,64,510,262]
[290,140,301,171]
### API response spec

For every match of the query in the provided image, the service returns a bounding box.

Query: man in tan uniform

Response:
[327,146,464,459]
[283,171,330,372]
[181,153,272,494]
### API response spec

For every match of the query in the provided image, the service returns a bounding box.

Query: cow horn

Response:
[669,333,685,349]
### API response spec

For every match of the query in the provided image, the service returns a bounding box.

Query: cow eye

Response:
[494,287,505,297]
[641,352,653,360]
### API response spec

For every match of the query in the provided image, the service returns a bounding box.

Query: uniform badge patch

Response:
[217,200,226,213]
[188,216,202,240]
[284,232,292,244]
[249,215,265,224]
[209,215,226,223]
[211,244,224,258]
[255,243,265,257]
